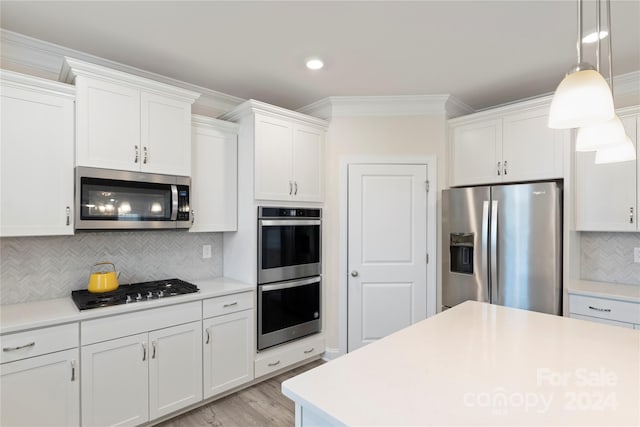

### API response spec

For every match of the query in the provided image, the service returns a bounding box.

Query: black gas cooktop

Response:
[71,278,199,310]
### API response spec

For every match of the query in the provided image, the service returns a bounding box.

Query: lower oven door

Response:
[258,276,321,351]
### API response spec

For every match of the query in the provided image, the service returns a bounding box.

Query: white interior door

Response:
[348,163,428,352]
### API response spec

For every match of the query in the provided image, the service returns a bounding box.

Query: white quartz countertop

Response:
[568,279,640,303]
[282,301,640,426]
[0,277,254,335]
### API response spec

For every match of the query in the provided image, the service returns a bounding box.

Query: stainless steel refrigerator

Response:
[442,181,562,315]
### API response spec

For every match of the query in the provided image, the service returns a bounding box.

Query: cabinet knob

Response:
[143,146,149,164]
[503,160,508,175]
[289,181,293,196]
[66,206,71,226]
[191,210,196,225]
[294,181,298,195]
[630,207,634,224]
[351,270,359,277]
[497,161,501,176]
[134,145,139,164]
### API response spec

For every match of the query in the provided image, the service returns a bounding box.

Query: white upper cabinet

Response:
[220,100,328,203]
[1,70,75,237]
[190,115,239,232]
[449,99,567,187]
[576,108,638,231]
[62,57,199,176]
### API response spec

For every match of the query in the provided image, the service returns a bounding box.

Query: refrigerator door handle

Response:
[490,200,499,304]
[481,201,490,293]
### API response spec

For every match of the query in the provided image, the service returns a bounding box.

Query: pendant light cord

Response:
[596,0,601,72]
[607,0,614,93]
[577,0,583,64]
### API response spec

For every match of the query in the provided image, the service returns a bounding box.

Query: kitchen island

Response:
[282,301,640,426]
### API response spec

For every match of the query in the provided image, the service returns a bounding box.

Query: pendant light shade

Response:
[594,136,636,164]
[576,114,627,151]
[548,68,615,129]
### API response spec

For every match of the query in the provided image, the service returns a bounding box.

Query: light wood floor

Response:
[156,359,324,427]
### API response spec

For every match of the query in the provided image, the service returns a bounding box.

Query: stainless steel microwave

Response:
[75,167,191,230]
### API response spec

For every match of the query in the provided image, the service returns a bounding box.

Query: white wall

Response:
[321,114,447,354]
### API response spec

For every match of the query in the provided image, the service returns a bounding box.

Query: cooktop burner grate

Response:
[71,278,198,310]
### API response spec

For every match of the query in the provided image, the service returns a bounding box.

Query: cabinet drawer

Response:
[1,323,78,364]
[203,292,254,319]
[570,313,635,329]
[255,335,323,379]
[82,301,201,345]
[569,294,640,324]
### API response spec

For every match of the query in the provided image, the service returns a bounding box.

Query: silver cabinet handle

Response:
[223,302,238,308]
[588,305,611,312]
[268,360,281,367]
[289,181,293,195]
[134,145,139,163]
[152,341,157,359]
[304,348,314,354]
[71,360,76,382]
[497,161,501,176]
[143,146,148,164]
[191,210,196,225]
[142,342,147,361]
[351,270,359,277]
[205,328,211,345]
[294,181,298,195]
[630,207,634,224]
[65,206,71,226]
[503,160,508,175]
[3,341,35,352]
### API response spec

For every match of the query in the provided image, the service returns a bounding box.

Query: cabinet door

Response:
[254,114,294,200]
[203,309,254,399]
[450,119,502,186]
[190,123,237,232]
[502,107,565,182]
[140,92,192,176]
[75,76,141,171]
[576,115,637,231]
[292,124,324,202]
[1,84,74,236]
[1,348,79,427]
[148,321,202,420]
[81,333,149,427]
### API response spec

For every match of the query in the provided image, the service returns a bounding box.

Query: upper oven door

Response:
[258,218,321,284]
[75,167,191,230]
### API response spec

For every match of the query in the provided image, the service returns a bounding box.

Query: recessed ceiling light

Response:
[305,58,324,70]
[582,30,609,43]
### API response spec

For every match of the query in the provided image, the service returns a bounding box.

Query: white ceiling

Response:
[1,0,639,111]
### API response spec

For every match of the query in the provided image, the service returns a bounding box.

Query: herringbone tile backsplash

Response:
[1,231,223,305]
[581,232,640,285]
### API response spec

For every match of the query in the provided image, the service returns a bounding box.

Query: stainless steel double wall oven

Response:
[257,207,321,350]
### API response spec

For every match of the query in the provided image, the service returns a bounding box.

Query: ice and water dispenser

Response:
[449,233,474,274]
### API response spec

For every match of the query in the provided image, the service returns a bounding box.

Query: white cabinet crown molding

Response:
[192,113,239,132]
[449,94,554,125]
[61,57,201,103]
[0,68,74,97]
[219,99,328,130]
[297,94,474,119]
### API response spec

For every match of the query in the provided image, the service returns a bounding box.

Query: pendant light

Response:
[576,0,635,162]
[548,0,615,129]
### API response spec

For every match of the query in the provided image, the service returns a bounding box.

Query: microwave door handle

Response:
[170,185,178,221]
[259,220,321,226]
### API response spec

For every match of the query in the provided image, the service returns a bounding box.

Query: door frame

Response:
[338,156,438,357]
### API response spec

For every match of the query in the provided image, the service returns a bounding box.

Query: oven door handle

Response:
[260,277,320,291]
[259,220,321,226]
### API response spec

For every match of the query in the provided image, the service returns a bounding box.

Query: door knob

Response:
[351,270,359,277]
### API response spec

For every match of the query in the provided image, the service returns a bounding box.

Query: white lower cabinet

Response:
[81,333,149,427]
[80,302,202,427]
[203,309,254,398]
[1,349,79,427]
[255,334,324,379]
[0,323,79,426]
[202,292,254,399]
[569,294,640,329]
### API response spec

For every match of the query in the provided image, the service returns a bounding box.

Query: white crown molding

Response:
[219,99,329,129]
[62,57,201,103]
[297,95,474,119]
[613,70,640,105]
[192,113,239,132]
[0,68,75,97]
[1,29,244,114]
